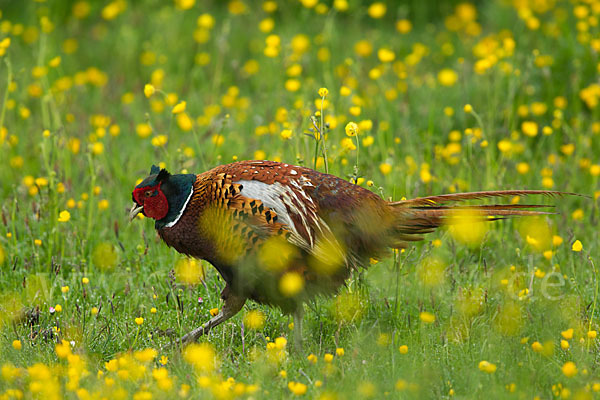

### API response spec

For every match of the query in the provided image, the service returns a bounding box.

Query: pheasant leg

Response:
[293,307,304,352]
[178,289,246,346]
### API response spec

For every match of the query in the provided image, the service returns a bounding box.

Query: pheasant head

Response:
[130,165,196,228]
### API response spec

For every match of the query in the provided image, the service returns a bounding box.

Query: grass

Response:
[0,0,598,398]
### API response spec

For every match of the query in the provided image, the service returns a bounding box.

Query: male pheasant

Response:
[130,160,562,346]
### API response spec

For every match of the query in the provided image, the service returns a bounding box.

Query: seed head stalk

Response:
[311,90,330,173]
[588,257,598,352]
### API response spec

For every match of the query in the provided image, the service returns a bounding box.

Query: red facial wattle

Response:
[132,183,169,220]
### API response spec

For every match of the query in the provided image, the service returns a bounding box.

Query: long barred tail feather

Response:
[387,190,580,245]
[388,190,578,207]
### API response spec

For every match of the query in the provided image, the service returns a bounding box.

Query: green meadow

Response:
[0,0,598,398]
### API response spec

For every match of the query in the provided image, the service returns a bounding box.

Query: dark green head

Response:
[130,165,196,228]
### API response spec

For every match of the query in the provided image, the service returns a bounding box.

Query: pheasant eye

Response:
[145,190,153,197]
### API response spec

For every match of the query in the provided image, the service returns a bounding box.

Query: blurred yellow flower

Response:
[396,19,412,33]
[521,121,538,137]
[341,138,357,151]
[12,340,21,350]
[243,310,265,330]
[531,341,543,352]
[92,242,118,270]
[285,79,301,92]
[72,1,91,19]
[259,18,274,33]
[183,343,217,372]
[49,56,61,67]
[478,361,497,373]
[98,199,109,210]
[151,135,168,147]
[91,142,104,155]
[175,0,195,10]
[55,340,71,358]
[136,123,152,138]
[175,258,204,285]
[144,84,155,98]
[280,129,292,140]
[177,113,193,131]
[367,2,386,18]
[420,312,435,323]
[58,210,71,222]
[516,162,530,174]
[379,163,392,175]
[448,210,488,247]
[172,101,186,114]
[588,330,597,339]
[333,0,348,11]
[102,0,126,20]
[279,272,304,297]
[377,48,395,63]
[572,240,583,252]
[135,317,144,325]
[438,69,458,86]
[288,381,307,396]
[562,361,577,377]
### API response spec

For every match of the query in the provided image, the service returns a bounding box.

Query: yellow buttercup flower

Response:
[279,272,304,297]
[521,121,538,137]
[136,123,152,138]
[144,84,155,98]
[396,19,412,33]
[172,101,186,114]
[244,310,265,330]
[588,330,597,339]
[377,48,395,63]
[420,312,435,323]
[58,210,71,222]
[379,163,392,176]
[345,121,359,137]
[288,381,307,396]
[280,129,292,140]
[367,2,386,18]
[562,361,577,377]
[478,361,497,373]
[438,69,458,86]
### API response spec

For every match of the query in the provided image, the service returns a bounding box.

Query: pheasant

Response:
[130,160,565,346]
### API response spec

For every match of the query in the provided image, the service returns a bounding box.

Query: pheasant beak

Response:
[129,203,144,221]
